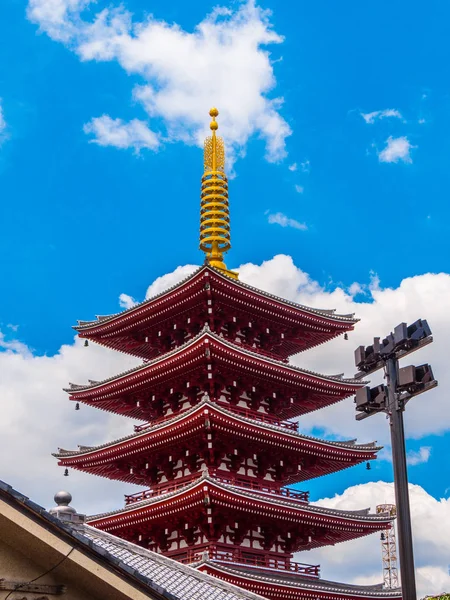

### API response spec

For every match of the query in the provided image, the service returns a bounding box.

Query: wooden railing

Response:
[124,473,200,504]
[124,472,309,505]
[215,401,298,431]
[211,472,309,502]
[168,545,320,578]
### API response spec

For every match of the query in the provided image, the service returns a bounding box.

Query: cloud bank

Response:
[27,0,291,164]
[1,254,449,593]
[303,481,450,597]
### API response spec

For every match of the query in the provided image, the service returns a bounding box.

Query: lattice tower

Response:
[377,504,399,589]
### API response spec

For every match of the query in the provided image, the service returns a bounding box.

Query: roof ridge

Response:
[63,325,211,393]
[87,474,208,520]
[54,397,381,459]
[209,266,358,322]
[204,477,393,521]
[75,265,358,331]
[0,478,266,600]
[87,473,394,524]
[54,400,211,457]
[75,266,205,329]
[208,563,402,596]
[65,328,366,395]
[83,525,267,600]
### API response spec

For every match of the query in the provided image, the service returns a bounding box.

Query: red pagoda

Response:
[56,109,402,600]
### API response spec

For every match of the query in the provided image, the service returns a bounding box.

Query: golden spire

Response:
[199,108,238,279]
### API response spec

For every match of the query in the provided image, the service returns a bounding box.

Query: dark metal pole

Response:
[386,357,417,600]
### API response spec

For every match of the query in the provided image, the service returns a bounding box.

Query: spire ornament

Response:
[200,108,237,279]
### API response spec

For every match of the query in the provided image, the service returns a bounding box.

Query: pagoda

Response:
[55,109,402,600]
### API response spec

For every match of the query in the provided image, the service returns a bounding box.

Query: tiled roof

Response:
[75,266,357,331]
[0,479,401,600]
[0,479,264,600]
[54,397,380,459]
[203,563,402,598]
[84,526,267,600]
[87,473,393,524]
[65,326,366,393]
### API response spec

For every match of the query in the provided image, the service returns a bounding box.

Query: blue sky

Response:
[1,0,450,590]
[1,0,449,354]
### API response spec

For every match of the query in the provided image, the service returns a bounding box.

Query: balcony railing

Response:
[211,472,309,502]
[134,402,298,433]
[168,545,320,578]
[215,401,298,431]
[124,472,309,505]
[125,473,200,504]
[134,410,182,432]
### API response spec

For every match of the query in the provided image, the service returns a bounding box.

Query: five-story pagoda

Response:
[56,109,402,600]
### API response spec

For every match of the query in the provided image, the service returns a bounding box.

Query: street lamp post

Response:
[354,320,438,600]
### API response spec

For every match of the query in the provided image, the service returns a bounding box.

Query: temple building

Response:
[55,109,402,600]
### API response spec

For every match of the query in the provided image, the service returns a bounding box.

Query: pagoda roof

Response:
[75,267,357,331]
[88,473,393,538]
[0,474,400,600]
[54,397,380,483]
[200,562,402,599]
[74,266,357,358]
[0,479,267,600]
[66,327,365,418]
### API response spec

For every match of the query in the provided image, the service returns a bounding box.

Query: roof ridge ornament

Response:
[49,490,85,524]
[200,108,238,280]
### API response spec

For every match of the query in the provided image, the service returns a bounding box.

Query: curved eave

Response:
[74,266,205,333]
[199,563,402,600]
[54,400,380,484]
[87,475,393,531]
[74,266,357,338]
[66,329,366,404]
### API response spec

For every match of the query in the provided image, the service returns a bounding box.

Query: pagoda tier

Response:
[66,328,365,421]
[198,562,402,600]
[58,110,400,600]
[55,398,380,487]
[74,266,357,361]
[87,474,393,560]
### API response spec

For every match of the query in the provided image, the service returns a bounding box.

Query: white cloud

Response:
[27,0,291,165]
[267,212,307,230]
[144,264,199,299]
[294,184,304,194]
[288,162,297,171]
[348,282,363,296]
[378,136,415,163]
[2,254,450,588]
[118,293,136,309]
[3,256,449,486]
[361,109,403,124]
[0,330,141,515]
[27,0,91,42]
[299,481,450,598]
[300,159,310,172]
[238,255,447,446]
[407,446,432,466]
[83,116,160,152]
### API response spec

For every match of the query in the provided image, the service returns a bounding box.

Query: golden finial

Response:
[200,108,237,279]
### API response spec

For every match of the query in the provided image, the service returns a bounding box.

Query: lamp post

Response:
[354,320,437,600]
